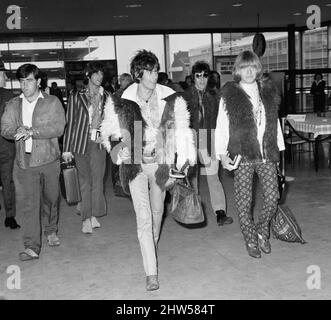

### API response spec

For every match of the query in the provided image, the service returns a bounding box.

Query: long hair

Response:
[233,50,262,82]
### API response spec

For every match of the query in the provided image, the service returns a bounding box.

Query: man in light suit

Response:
[1,64,65,261]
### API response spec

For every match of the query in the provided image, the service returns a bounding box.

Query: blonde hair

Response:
[233,50,262,82]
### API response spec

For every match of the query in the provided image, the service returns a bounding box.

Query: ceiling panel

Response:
[0,0,330,34]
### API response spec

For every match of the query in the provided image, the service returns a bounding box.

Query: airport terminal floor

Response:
[0,152,330,300]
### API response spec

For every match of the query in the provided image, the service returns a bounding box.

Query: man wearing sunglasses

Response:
[184,61,233,226]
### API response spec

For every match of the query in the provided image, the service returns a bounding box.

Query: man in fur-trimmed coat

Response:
[100,50,196,291]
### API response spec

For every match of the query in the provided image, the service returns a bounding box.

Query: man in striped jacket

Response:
[62,62,111,234]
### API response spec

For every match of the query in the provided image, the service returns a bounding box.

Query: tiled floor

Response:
[0,152,330,300]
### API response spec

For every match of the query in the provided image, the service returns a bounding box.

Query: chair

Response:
[283,119,313,168]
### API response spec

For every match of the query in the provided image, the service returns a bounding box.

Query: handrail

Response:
[285,119,331,143]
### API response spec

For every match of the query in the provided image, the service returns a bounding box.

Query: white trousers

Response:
[129,163,165,276]
[192,149,226,213]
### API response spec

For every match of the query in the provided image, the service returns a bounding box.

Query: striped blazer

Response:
[63,87,111,154]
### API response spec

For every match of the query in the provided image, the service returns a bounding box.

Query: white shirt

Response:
[215,82,285,160]
[20,91,44,152]
[88,86,104,125]
[121,83,175,162]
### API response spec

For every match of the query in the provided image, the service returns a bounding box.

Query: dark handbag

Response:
[60,158,81,205]
[271,204,306,244]
[169,177,205,225]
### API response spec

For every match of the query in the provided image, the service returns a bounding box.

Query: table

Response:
[286,114,331,172]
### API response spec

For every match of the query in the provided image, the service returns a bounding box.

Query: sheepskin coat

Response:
[100,84,196,193]
[221,79,280,162]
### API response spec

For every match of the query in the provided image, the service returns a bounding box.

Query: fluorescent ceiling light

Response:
[113,15,129,18]
[125,4,142,8]
[232,3,243,7]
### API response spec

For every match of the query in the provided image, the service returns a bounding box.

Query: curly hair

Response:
[85,61,105,78]
[191,61,210,76]
[130,50,160,83]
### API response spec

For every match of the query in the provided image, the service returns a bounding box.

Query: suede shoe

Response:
[146,275,159,291]
[258,234,271,254]
[246,243,261,258]
[216,210,233,226]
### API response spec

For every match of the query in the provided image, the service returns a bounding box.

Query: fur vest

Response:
[100,94,196,194]
[221,79,280,162]
[183,86,219,155]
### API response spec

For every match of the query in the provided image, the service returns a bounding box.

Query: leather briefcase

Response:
[60,159,81,205]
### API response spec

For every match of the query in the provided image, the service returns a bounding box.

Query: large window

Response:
[295,27,328,113]
[213,33,253,84]
[0,40,12,89]
[63,35,116,95]
[168,34,211,83]
[63,36,115,61]
[5,27,331,113]
[1,36,65,94]
[115,35,164,75]
[302,27,327,69]
[212,32,288,85]
[260,32,288,71]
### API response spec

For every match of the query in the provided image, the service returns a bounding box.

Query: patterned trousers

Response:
[234,161,279,245]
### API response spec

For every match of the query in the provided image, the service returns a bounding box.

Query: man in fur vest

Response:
[100,50,196,291]
[183,61,233,226]
[215,51,285,259]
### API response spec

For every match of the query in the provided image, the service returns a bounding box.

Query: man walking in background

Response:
[0,60,20,229]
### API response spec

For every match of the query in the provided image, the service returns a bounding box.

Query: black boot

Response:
[215,210,233,226]
[5,217,21,229]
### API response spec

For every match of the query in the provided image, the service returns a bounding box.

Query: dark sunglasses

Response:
[195,73,208,79]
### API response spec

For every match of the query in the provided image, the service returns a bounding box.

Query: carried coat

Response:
[100,84,196,194]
